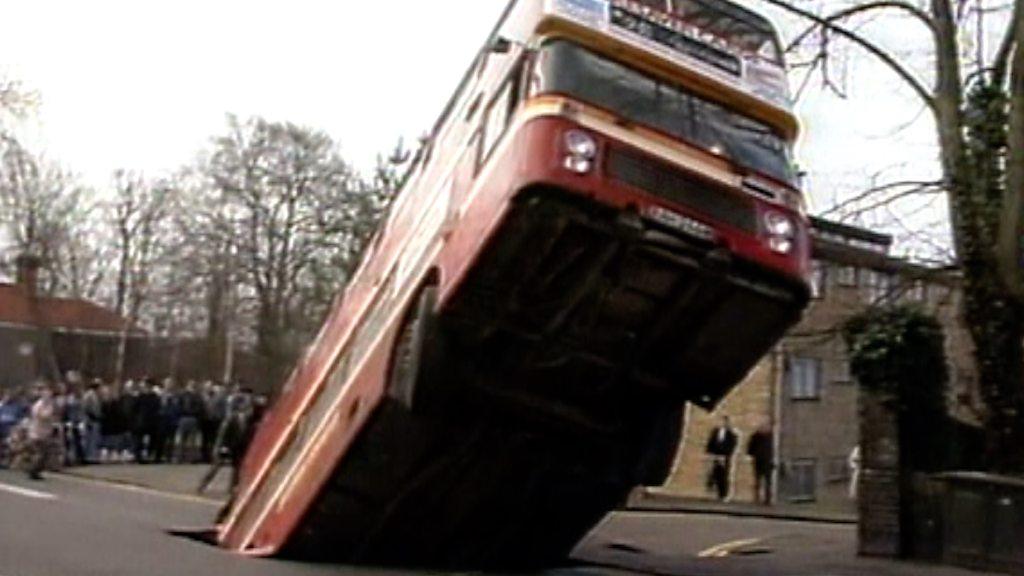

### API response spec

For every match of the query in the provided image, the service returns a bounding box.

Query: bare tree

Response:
[0,140,93,293]
[105,170,171,380]
[193,116,387,376]
[765,0,1023,468]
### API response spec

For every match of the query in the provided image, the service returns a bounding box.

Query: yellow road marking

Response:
[697,537,763,558]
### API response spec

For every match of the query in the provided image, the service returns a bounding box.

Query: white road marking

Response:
[697,537,763,558]
[0,481,57,501]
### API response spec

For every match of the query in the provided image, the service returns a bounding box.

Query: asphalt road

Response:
[0,469,989,576]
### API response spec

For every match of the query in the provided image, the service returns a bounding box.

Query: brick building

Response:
[0,255,280,392]
[659,218,979,513]
[0,255,144,389]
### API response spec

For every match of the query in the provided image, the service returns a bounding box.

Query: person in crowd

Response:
[0,389,27,441]
[99,384,127,462]
[200,382,227,463]
[155,378,181,464]
[0,389,29,468]
[120,380,141,462]
[705,415,739,501]
[26,383,57,480]
[4,372,270,476]
[82,381,103,463]
[746,421,774,505]
[133,379,162,463]
[175,381,204,463]
[62,384,87,466]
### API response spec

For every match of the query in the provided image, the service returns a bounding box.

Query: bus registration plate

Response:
[643,205,715,242]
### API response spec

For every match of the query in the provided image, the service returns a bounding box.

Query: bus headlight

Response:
[563,129,597,174]
[764,211,796,254]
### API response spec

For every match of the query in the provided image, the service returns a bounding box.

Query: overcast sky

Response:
[0,0,948,236]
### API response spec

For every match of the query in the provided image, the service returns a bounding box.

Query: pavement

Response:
[56,463,232,503]
[0,465,1003,576]
[627,487,859,524]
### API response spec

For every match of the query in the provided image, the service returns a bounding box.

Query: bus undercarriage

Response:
[276,188,808,569]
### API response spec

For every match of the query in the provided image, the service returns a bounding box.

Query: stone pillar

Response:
[858,391,902,557]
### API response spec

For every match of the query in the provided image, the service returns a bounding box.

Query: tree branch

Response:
[821,179,944,218]
[763,0,937,110]
[786,0,936,52]
[991,0,1020,84]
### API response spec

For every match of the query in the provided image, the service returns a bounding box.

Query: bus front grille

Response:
[606,147,757,235]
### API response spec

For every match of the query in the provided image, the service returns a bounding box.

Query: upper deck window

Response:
[669,0,784,64]
[533,40,797,186]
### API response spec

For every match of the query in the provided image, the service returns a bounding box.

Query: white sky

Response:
[0,0,948,241]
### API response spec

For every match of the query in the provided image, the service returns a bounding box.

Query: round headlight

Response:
[563,156,593,175]
[769,237,794,255]
[764,211,795,238]
[564,130,597,159]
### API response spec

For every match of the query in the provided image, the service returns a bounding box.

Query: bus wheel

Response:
[630,403,684,487]
[387,286,446,413]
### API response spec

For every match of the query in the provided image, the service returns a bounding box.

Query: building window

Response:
[861,269,893,304]
[811,261,826,299]
[789,357,823,400]
[833,358,854,385]
[826,456,851,483]
[789,459,818,501]
[836,266,858,287]
[906,280,927,303]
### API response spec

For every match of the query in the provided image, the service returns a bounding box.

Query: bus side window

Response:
[480,77,518,167]
[456,131,482,201]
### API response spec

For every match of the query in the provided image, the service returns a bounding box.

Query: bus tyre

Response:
[387,286,446,413]
[630,404,684,487]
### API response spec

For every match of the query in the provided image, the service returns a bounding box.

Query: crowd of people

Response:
[0,375,267,484]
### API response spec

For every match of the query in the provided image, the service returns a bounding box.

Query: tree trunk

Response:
[996,0,1024,293]
[961,274,1024,471]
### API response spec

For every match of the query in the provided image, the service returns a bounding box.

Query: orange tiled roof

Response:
[0,283,140,334]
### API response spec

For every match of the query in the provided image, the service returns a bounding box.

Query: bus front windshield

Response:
[533,40,797,187]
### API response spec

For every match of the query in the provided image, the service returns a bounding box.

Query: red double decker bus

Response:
[219,0,810,568]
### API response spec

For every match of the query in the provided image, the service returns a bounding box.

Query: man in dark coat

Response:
[133,380,162,463]
[746,421,774,505]
[705,416,739,501]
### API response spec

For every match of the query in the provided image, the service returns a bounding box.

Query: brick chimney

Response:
[15,254,41,297]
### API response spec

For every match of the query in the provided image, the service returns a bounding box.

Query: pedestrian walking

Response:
[200,382,226,463]
[198,388,252,494]
[26,384,57,481]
